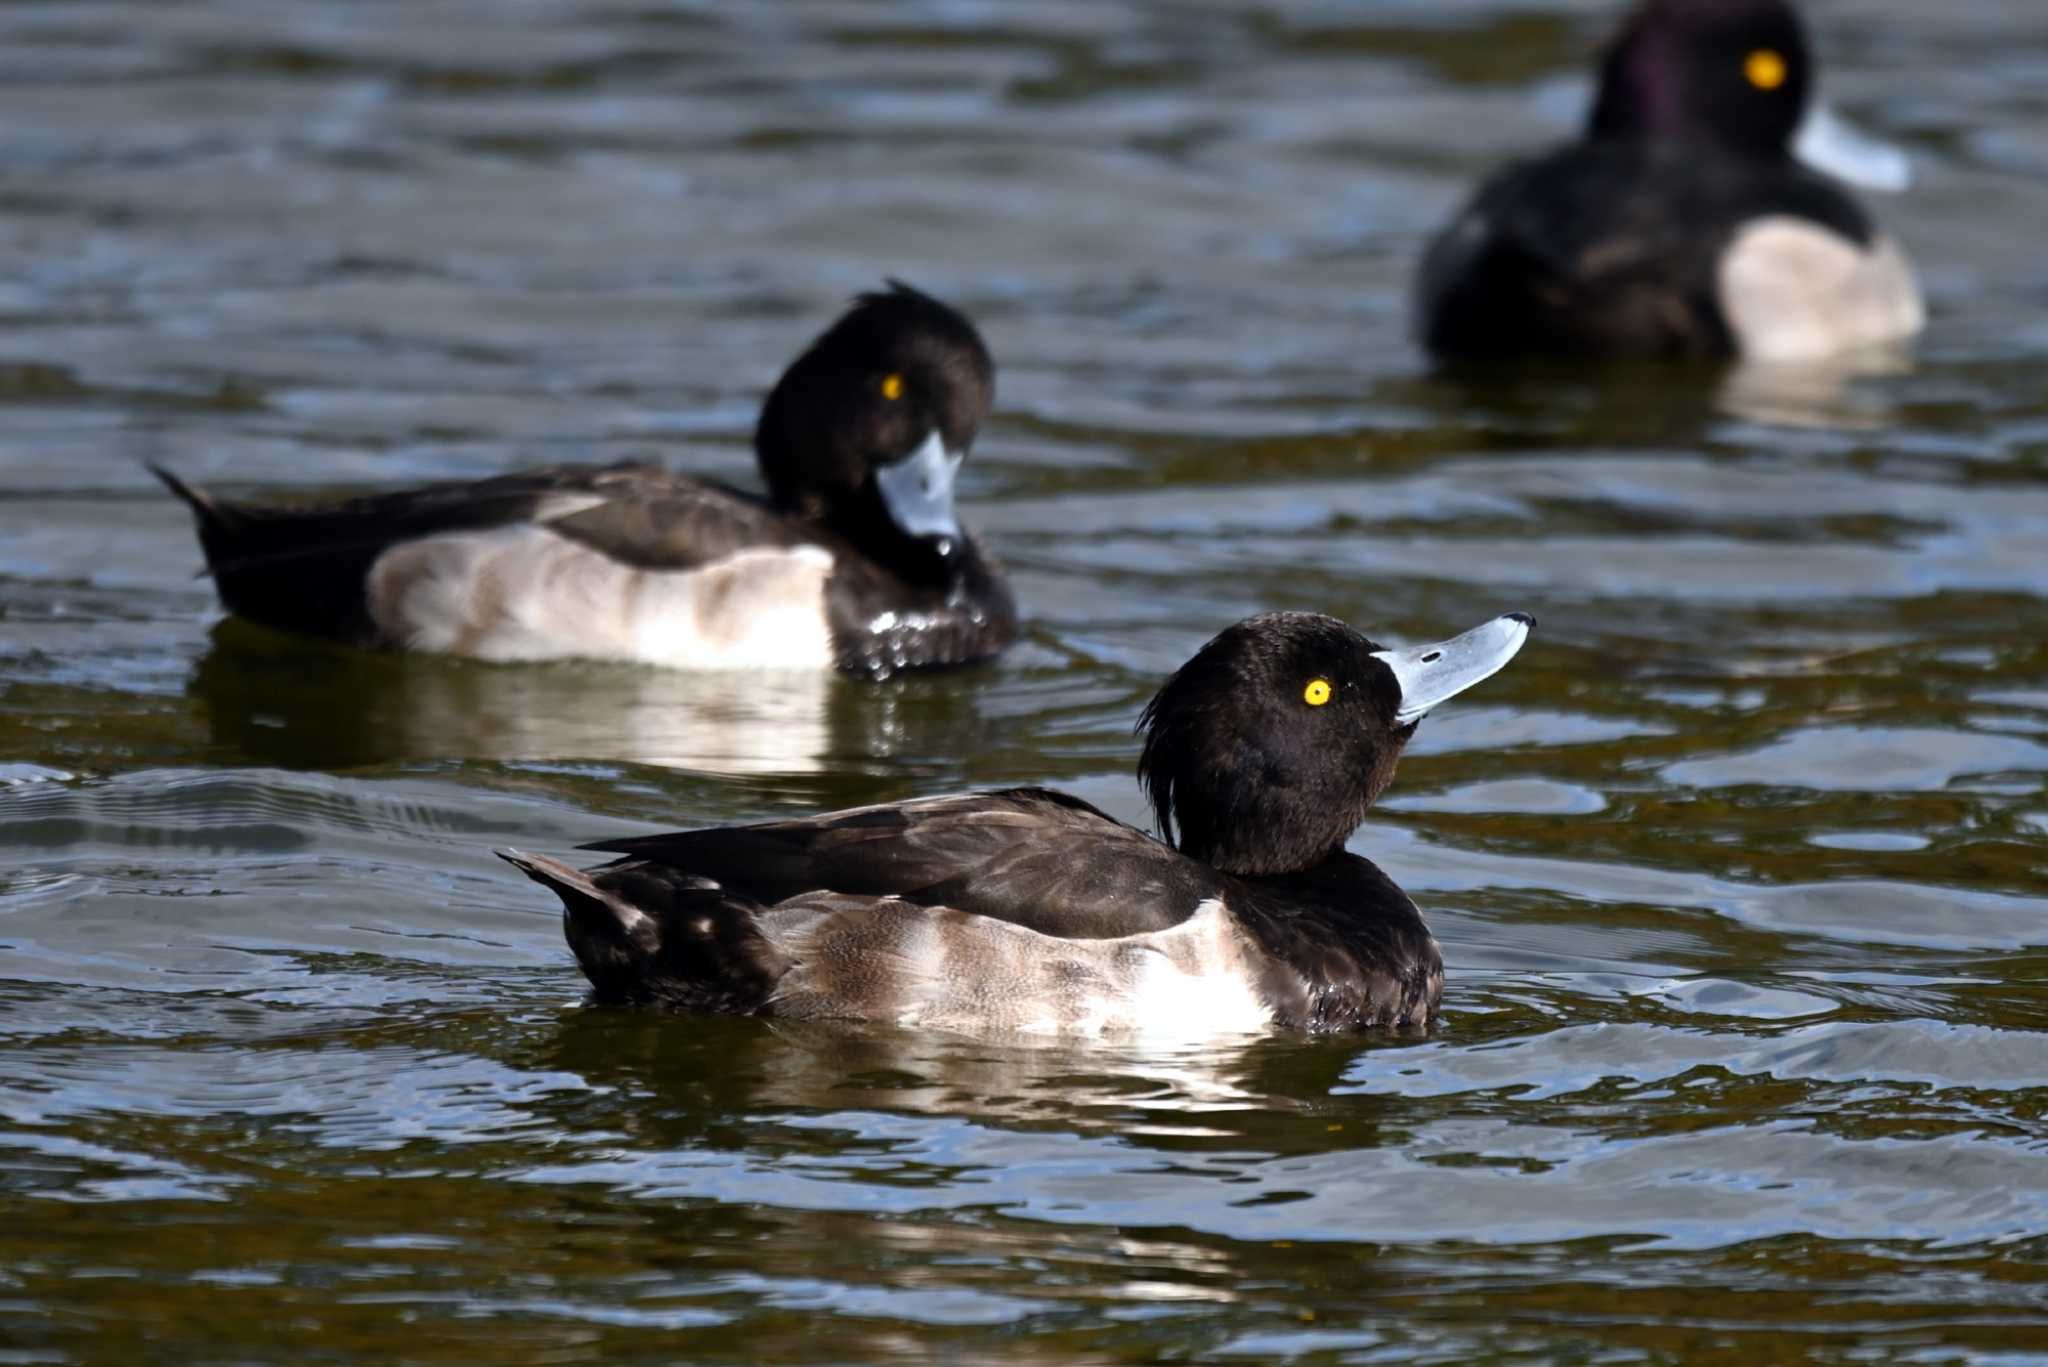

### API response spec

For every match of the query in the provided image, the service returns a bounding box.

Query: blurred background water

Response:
[3,1,2047,1361]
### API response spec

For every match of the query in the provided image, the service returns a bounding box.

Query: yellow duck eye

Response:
[880,373,905,401]
[1745,49,1787,91]
[1303,679,1332,707]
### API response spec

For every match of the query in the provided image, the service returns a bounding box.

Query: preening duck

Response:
[155,282,1015,676]
[502,610,1534,1037]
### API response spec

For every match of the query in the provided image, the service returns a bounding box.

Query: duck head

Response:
[1589,0,1908,193]
[1592,0,1813,157]
[1138,612,1533,877]
[755,281,995,578]
[1590,0,1909,190]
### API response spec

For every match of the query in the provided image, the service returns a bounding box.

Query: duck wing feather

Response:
[155,462,810,643]
[579,787,1224,941]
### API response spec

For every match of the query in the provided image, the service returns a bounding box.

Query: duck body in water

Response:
[1417,0,1922,363]
[155,282,1015,677]
[503,611,1534,1037]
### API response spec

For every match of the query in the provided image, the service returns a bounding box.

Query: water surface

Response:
[4,1,2047,1361]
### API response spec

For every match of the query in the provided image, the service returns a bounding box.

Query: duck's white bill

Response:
[1373,613,1534,725]
[1794,103,1913,193]
[876,429,965,543]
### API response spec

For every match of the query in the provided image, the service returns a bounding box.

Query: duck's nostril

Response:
[1421,651,1441,663]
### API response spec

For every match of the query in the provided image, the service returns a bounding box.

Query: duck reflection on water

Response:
[187,617,994,780]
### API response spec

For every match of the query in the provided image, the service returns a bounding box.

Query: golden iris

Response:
[1304,679,1332,707]
[1745,49,1787,91]
[880,373,905,401]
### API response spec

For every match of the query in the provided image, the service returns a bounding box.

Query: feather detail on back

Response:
[581,788,1223,939]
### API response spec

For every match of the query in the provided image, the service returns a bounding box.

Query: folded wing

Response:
[581,787,1223,940]
[156,463,805,647]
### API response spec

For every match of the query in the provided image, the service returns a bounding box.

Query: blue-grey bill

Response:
[1372,613,1534,724]
[1794,103,1913,193]
[876,429,965,543]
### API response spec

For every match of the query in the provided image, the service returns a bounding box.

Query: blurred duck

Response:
[502,610,1534,1036]
[156,282,1014,676]
[1417,0,1923,362]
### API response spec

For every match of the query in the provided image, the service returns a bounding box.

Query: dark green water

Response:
[4,2,2047,1361]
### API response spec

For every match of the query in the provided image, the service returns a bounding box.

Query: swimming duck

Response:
[154,282,1015,676]
[1417,0,1922,363]
[501,610,1533,1036]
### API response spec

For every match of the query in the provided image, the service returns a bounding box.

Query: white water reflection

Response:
[1715,346,1916,430]
[339,660,838,778]
[189,627,847,775]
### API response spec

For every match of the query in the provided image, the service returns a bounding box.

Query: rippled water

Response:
[4,1,2047,1360]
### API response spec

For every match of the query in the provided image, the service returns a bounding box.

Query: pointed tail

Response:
[149,462,229,529]
[498,848,657,944]
[499,846,674,1004]
[498,847,784,1013]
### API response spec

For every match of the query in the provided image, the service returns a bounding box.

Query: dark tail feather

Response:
[498,848,783,1013]
[150,465,240,581]
[148,463,419,574]
[148,462,385,641]
[500,846,675,1008]
[499,848,655,944]
[149,463,229,528]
